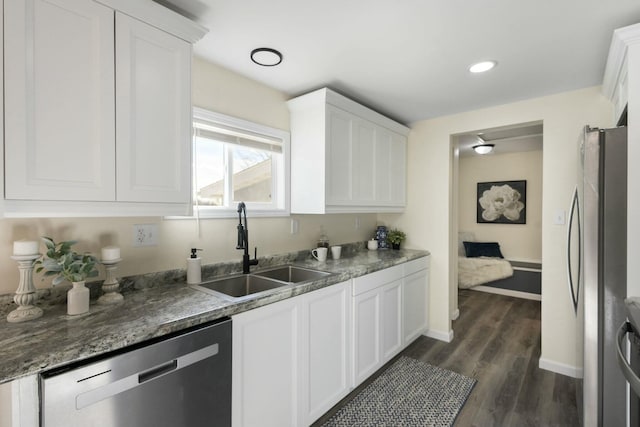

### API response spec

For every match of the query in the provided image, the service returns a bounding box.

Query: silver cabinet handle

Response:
[567,187,581,314]
[616,322,640,398]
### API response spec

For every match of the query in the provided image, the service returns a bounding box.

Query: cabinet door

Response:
[403,269,429,345]
[381,279,403,361]
[375,127,406,206]
[352,287,381,387]
[116,13,192,203]
[326,106,353,204]
[374,128,393,203]
[352,118,376,203]
[299,281,352,426]
[389,131,407,206]
[232,299,299,427]
[4,0,116,201]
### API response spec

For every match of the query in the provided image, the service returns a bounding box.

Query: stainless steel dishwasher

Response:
[40,317,232,427]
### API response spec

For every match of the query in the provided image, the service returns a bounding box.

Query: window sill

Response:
[165,208,290,220]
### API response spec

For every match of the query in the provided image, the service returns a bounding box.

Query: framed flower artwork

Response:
[476,180,526,224]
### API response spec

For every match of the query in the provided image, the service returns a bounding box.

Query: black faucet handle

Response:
[236,224,245,249]
[251,247,259,266]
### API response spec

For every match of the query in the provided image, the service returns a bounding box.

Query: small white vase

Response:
[68,281,90,315]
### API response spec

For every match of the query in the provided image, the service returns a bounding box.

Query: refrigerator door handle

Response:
[616,321,640,398]
[567,186,581,314]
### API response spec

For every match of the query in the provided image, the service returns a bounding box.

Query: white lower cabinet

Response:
[403,262,430,345]
[0,376,39,427]
[232,257,429,426]
[352,286,381,387]
[299,281,351,426]
[352,256,430,388]
[232,281,351,427]
[232,297,299,427]
[352,267,404,388]
[382,280,403,361]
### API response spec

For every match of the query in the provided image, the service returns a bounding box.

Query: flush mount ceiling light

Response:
[472,143,495,154]
[250,48,283,67]
[472,135,494,154]
[469,60,497,73]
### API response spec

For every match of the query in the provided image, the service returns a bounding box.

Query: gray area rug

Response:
[322,356,476,427]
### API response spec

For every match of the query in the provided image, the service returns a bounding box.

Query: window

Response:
[192,108,290,217]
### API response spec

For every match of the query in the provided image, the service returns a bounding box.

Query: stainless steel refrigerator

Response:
[567,125,627,426]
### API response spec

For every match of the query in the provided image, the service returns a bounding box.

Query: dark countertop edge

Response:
[0,249,429,384]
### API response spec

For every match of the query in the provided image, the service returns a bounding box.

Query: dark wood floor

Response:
[315,289,580,427]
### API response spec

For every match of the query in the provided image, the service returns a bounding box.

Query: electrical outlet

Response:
[133,224,158,247]
[355,216,360,230]
[290,219,299,234]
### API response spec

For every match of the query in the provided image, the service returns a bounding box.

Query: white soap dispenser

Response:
[187,248,203,284]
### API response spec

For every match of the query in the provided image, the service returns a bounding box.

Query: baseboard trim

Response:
[424,328,454,343]
[539,357,583,378]
[471,285,542,301]
[451,308,460,320]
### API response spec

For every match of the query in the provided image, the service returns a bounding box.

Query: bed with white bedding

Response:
[458,255,514,289]
[457,231,514,289]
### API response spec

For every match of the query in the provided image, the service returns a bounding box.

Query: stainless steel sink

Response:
[192,274,288,300]
[253,265,332,283]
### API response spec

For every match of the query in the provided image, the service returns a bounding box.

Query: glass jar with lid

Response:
[317,226,330,248]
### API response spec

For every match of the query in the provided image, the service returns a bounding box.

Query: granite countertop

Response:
[0,246,429,384]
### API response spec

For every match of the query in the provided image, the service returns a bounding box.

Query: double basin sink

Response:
[191,265,333,301]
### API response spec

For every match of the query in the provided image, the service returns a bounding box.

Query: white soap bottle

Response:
[187,248,202,284]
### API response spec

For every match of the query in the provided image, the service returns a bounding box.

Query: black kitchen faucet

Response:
[236,202,259,274]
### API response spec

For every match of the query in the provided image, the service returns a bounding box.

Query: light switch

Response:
[554,210,566,225]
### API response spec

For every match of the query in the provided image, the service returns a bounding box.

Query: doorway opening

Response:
[451,121,543,318]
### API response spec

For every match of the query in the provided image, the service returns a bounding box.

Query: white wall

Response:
[380,86,614,373]
[0,58,376,295]
[458,149,543,263]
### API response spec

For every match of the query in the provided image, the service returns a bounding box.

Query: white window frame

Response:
[188,107,290,219]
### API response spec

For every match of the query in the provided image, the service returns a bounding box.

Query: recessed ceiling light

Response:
[469,60,497,73]
[250,48,283,67]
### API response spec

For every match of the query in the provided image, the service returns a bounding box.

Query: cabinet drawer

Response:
[404,257,429,276]
[352,264,403,296]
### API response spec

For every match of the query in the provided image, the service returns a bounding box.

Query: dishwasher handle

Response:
[76,343,219,410]
[139,360,177,384]
[616,321,640,398]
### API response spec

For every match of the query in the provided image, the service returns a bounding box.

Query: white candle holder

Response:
[98,258,124,305]
[7,254,43,323]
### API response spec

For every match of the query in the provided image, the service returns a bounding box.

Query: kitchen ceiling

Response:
[156,0,640,125]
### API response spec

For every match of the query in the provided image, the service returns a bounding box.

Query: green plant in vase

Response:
[35,237,99,315]
[386,229,407,250]
[35,237,99,285]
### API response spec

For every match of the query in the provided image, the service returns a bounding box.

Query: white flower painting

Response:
[477,180,526,224]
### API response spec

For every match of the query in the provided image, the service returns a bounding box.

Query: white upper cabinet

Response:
[4,0,116,201]
[326,106,353,205]
[602,23,640,124]
[287,88,409,214]
[2,0,206,217]
[115,12,191,203]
